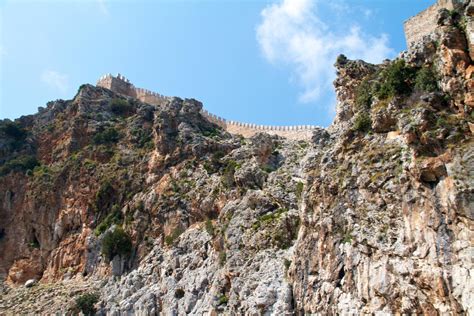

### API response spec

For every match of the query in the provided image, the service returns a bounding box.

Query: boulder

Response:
[24,279,36,288]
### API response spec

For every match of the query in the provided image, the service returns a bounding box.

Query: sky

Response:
[0,0,434,127]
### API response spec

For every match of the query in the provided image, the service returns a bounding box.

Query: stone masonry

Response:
[403,0,468,49]
[97,74,169,107]
[97,74,321,140]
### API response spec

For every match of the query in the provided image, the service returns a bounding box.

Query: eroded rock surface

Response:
[0,3,473,315]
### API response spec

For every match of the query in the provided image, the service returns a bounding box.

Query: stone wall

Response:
[97,74,168,106]
[403,0,465,48]
[96,74,321,141]
[199,109,320,140]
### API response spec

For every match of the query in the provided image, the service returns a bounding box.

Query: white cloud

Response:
[97,0,109,16]
[256,0,394,103]
[41,70,69,93]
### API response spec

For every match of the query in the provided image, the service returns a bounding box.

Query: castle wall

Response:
[97,74,167,106]
[199,110,319,141]
[403,0,465,48]
[404,2,442,48]
[97,74,320,141]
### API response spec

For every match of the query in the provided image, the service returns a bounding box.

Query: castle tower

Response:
[97,73,135,96]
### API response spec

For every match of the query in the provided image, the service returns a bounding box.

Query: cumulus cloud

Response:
[41,70,69,93]
[256,0,394,103]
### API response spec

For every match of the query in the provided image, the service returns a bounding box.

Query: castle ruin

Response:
[96,74,321,140]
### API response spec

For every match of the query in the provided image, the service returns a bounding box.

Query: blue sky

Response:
[0,0,434,127]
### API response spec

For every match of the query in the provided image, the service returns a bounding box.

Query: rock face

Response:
[0,3,473,315]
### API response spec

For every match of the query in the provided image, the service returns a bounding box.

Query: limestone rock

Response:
[0,2,473,315]
[24,279,36,288]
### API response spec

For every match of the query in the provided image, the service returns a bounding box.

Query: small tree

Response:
[93,127,120,145]
[354,79,373,110]
[415,66,438,92]
[75,292,99,316]
[101,227,132,261]
[110,98,133,116]
[375,59,415,99]
[353,112,372,133]
[1,121,26,140]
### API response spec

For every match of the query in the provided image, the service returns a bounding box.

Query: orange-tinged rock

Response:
[6,256,43,285]
[466,65,474,80]
[387,130,401,140]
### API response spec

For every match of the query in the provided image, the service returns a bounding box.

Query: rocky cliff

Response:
[0,2,473,315]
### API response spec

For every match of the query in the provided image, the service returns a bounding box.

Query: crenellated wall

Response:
[96,74,321,140]
[97,74,169,106]
[199,109,321,140]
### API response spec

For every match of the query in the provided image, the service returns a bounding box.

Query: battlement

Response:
[403,0,463,49]
[97,73,169,106]
[199,109,321,140]
[96,74,321,140]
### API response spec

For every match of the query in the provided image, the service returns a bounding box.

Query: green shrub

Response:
[205,219,215,236]
[29,238,40,249]
[203,150,226,174]
[355,79,373,110]
[353,112,372,132]
[342,231,353,243]
[94,205,122,236]
[221,160,240,188]
[75,292,99,316]
[374,59,415,99]
[260,208,288,223]
[101,227,132,261]
[335,54,348,65]
[295,182,304,199]
[94,180,115,212]
[415,66,438,92]
[130,128,153,148]
[164,227,184,246]
[217,294,228,306]
[201,127,220,138]
[110,98,133,116]
[219,251,227,266]
[0,155,39,176]
[261,164,276,173]
[1,121,26,140]
[93,127,120,145]
[298,141,309,149]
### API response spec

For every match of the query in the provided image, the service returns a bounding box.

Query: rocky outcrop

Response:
[0,2,473,315]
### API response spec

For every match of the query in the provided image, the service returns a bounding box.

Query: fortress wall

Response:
[97,74,168,106]
[198,109,318,140]
[200,110,320,140]
[97,74,320,141]
[224,123,317,140]
[403,0,465,49]
[404,3,441,48]
[135,88,168,106]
